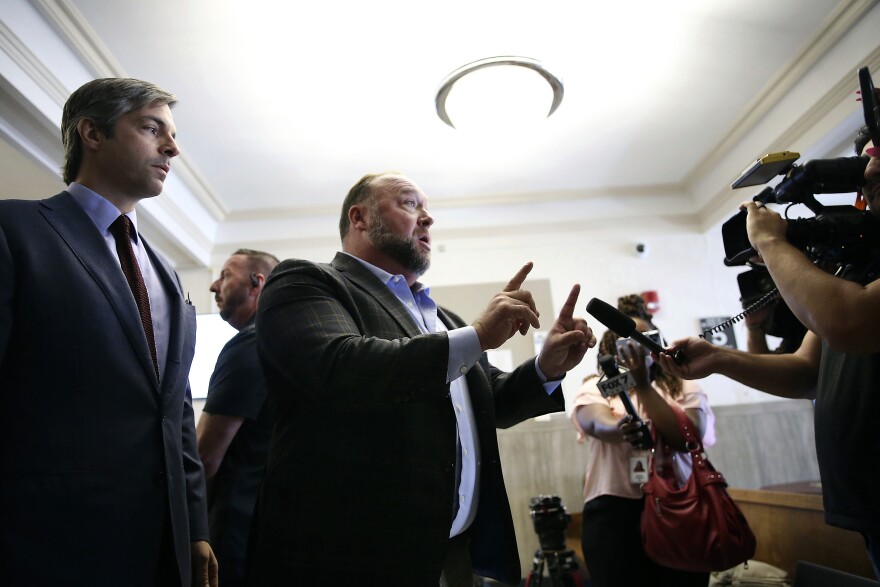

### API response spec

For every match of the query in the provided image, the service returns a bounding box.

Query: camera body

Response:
[722,66,880,267]
[528,495,571,552]
[721,152,877,267]
[723,203,880,266]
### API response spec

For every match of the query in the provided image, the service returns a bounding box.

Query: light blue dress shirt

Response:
[344,253,561,538]
[68,183,171,380]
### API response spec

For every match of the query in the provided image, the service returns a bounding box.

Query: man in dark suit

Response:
[0,78,217,587]
[248,172,596,586]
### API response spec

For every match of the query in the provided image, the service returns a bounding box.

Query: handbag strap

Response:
[671,406,702,453]
[649,406,727,487]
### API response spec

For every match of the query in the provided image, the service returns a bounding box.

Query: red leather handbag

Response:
[640,407,756,572]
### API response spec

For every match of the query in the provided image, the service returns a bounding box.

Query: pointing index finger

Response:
[558,284,580,319]
[503,262,534,292]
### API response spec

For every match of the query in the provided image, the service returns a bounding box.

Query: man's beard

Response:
[367,216,430,277]
[218,287,248,323]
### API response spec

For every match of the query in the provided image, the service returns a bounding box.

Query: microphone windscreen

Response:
[597,354,619,378]
[586,298,636,336]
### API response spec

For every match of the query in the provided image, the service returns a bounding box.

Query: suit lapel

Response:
[331,252,423,337]
[143,237,192,394]
[39,192,160,388]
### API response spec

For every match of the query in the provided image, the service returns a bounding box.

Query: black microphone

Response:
[598,355,653,449]
[586,298,684,364]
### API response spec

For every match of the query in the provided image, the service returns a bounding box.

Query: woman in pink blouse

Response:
[571,294,715,587]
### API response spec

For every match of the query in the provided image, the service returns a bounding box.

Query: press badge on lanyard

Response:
[630,451,650,484]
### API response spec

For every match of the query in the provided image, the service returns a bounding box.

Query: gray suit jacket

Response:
[248,252,563,586]
[0,192,208,586]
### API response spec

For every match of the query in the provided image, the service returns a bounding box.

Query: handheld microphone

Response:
[597,355,653,449]
[586,298,684,364]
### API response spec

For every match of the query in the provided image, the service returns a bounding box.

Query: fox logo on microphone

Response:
[597,370,636,398]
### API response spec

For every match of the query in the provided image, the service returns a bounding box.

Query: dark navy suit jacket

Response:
[0,192,208,586]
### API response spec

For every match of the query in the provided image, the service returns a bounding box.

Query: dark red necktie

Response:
[109,215,159,380]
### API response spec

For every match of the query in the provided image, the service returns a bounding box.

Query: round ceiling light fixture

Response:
[435,56,564,129]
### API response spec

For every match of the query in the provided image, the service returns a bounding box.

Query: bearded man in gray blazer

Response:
[0,78,216,587]
[248,172,596,586]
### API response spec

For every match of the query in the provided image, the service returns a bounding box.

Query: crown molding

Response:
[223,183,686,223]
[0,17,68,105]
[208,211,705,263]
[696,45,880,231]
[27,0,228,222]
[28,0,123,77]
[683,0,878,189]
[165,154,227,220]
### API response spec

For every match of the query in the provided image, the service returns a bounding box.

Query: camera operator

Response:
[658,126,880,579]
[743,301,806,354]
[572,295,714,587]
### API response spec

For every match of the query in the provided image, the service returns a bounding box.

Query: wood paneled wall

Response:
[728,488,874,579]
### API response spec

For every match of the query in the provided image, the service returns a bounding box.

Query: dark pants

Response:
[581,495,708,587]
[156,506,181,587]
[862,532,880,581]
[216,555,246,587]
[439,533,472,587]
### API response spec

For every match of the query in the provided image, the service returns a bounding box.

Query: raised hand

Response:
[537,284,596,378]
[472,262,541,351]
[616,339,650,387]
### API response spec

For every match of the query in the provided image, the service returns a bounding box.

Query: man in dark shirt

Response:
[197,249,279,587]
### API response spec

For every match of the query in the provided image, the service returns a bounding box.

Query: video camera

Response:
[528,495,572,552]
[721,67,880,267]
[526,495,583,586]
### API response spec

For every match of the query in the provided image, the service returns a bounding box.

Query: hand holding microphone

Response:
[597,354,653,449]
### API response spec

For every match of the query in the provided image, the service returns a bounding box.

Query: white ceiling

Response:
[1,0,879,268]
